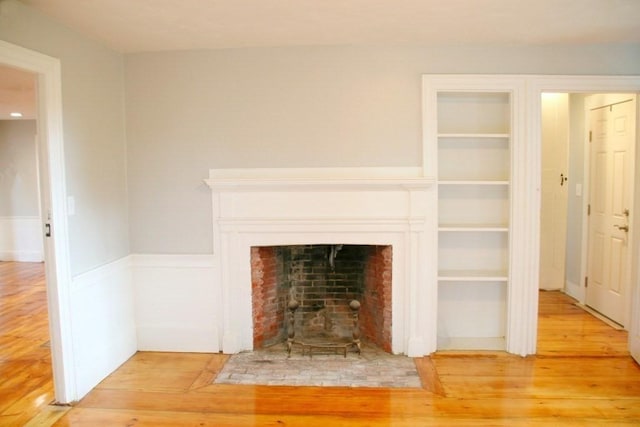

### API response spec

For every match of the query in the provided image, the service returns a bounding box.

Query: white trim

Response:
[0,251,43,262]
[205,167,433,192]
[131,254,218,353]
[69,255,136,397]
[578,98,592,306]
[528,76,640,355]
[422,75,533,355]
[71,256,131,291]
[423,74,640,357]
[207,166,426,179]
[0,41,74,402]
[206,169,433,356]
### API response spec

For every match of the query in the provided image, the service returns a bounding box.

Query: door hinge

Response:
[585,277,589,288]
[587,204,591,216]
[589,130,592,142]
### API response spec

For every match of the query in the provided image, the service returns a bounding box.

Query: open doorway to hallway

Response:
[539,92,638,332]
[0,64,55,421]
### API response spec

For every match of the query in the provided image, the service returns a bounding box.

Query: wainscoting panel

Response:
[131,254,218,353]
[70,256,137,397]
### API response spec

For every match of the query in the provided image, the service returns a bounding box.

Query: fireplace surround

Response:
[205,167,435,356]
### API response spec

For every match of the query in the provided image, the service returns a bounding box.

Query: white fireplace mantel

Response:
[205,166,433,191]
[205,167,437,356]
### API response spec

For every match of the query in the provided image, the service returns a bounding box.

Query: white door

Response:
[539,93,570,289]
[631,257,640,363]
[586,95,636,326]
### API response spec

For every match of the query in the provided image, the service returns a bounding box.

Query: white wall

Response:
[0,0,129,275]
[0,216,43,261]
[125,45,640,254]
[0,120,39,216]
[0,0,135,401]
[565,94,588,298]
[0,119,43,261]
[539,94,570,290]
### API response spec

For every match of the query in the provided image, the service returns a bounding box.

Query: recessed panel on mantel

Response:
[221,191,410,220]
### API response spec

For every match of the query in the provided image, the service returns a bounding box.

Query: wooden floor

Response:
[0,261,55,426]
[1,262,639,425]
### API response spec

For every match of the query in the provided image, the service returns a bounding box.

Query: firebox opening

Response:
[251,244,392,353]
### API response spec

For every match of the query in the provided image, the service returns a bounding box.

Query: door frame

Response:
[0,40,76,402]
[527,76,640,354]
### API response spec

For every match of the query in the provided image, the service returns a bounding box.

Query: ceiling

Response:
[0,65,36,120]
[19,0,640,53]
[3,0,640,119]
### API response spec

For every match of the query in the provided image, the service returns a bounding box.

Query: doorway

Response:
[0,64,55,416]
[539,92,638,328]
[0,64,42,262]
[0,40,75,403]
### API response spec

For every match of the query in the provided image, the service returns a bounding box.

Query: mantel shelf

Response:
[438,133,510,139]
[205,167,435,191]
[438,270,509,282]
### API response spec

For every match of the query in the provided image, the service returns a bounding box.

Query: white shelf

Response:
[439,224,508,232]
[438,270,508,281]
[438,133,510,139]
[437,336,506,351]
[434,88,511,352]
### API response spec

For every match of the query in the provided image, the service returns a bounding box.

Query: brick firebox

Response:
[251,244,392,352]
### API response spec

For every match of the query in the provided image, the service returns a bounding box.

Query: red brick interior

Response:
[361,245,393,352]
[251,246,286,349]
[251,244,392,352]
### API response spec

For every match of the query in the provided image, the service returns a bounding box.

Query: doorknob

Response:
[614,224,629,232]
[560,173,568,186]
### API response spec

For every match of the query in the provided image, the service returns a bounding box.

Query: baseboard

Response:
[564,279,584,302]
[0,216,44,262]
[573,303,624,330]
[0,250,43,262]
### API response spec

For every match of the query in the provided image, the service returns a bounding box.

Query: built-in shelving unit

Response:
[435,91,512,351]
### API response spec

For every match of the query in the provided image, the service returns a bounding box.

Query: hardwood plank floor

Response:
[2,262,639,425]
[0,261,60,426]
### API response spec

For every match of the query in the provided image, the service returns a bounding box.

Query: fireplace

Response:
[251,244,392,352]
[205,167,435,356]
